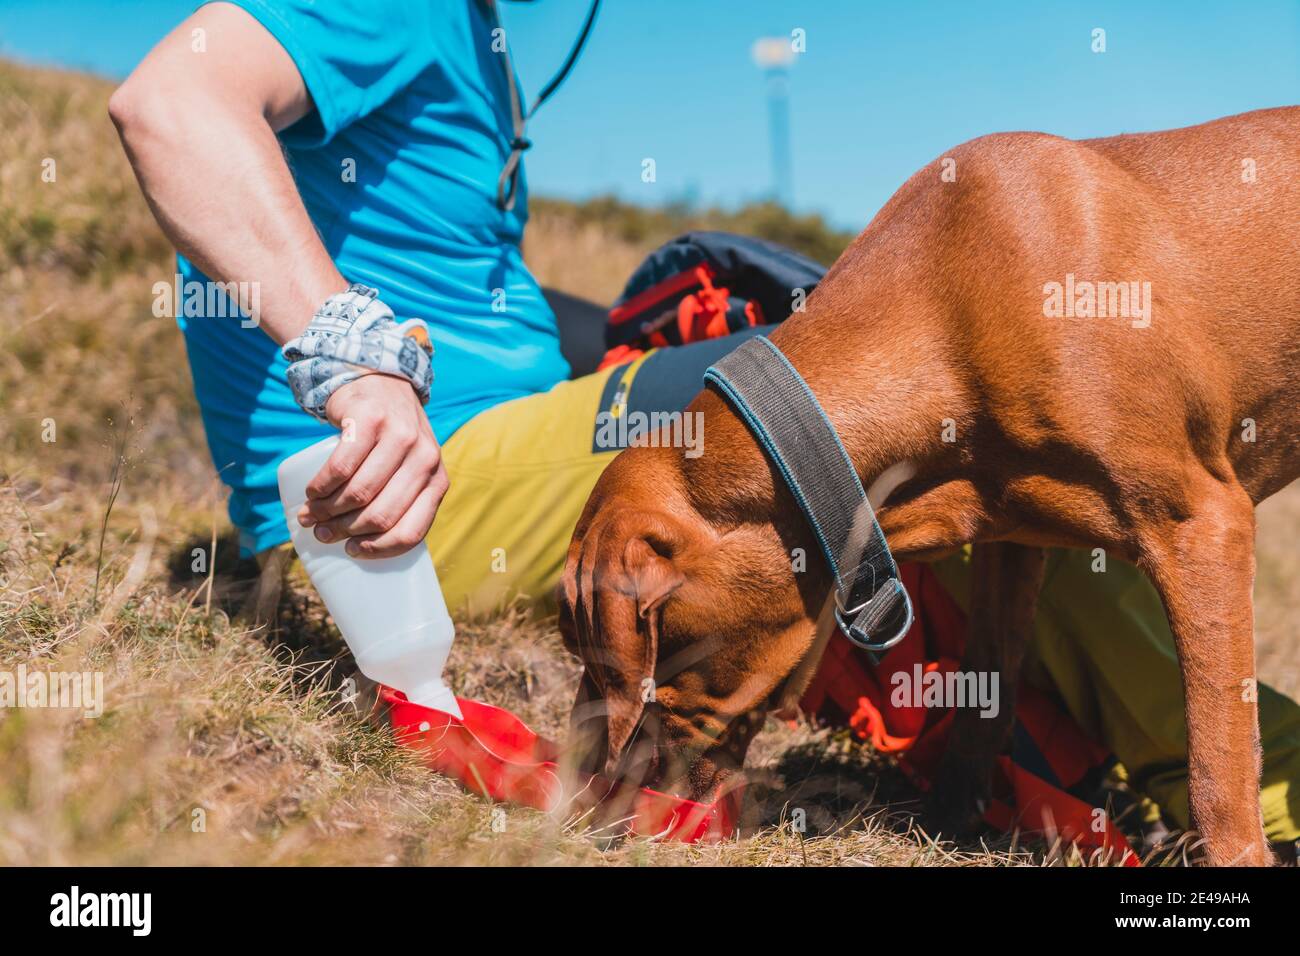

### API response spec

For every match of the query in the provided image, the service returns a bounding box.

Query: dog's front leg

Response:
[1139,483,1270,866]
[925,541,1046,835]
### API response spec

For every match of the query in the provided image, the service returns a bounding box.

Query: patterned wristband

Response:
[282,284,434,423]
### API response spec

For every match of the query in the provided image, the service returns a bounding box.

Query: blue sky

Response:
[2,0,1296,229]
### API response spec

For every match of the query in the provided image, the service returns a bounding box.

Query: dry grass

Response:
[0,60,1294,867]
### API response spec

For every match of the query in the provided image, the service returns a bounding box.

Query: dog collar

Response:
[704,336,913,658]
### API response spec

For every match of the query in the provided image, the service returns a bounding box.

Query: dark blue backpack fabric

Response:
[604,231,827,358]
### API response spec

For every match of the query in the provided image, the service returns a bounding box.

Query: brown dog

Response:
[558,107,1299,866]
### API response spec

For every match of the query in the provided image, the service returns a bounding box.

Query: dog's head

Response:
[557,440,823,803]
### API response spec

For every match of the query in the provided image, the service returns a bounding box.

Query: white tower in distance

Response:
[751,37,795,209]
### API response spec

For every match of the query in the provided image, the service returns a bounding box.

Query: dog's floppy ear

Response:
[623,537,683,618]
[600,536,683,769]
[564,515,685,775]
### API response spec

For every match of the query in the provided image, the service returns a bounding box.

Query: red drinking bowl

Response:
[382,687,741,844]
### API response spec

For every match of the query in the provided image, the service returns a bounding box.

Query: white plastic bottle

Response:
[277,436,462,717]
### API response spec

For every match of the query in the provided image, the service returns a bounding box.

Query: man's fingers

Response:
[345,477,446,559]
[304,422,420,521]
[304,419,379,501]
[311,449,436,540]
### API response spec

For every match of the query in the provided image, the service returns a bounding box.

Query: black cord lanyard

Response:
[490,0,602,211]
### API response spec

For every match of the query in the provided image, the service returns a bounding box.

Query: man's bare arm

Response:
[109,2,341,343]
[110,2,449,558]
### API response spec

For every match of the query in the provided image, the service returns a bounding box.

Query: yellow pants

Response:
[429,362,1299,842]
[430,363,623,616]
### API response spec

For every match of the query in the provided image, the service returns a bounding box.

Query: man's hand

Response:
[296,374,449,558]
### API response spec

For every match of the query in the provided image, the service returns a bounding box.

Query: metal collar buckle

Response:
[833,577,914,655]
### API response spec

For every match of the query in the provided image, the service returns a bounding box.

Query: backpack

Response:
[599,231,826,369]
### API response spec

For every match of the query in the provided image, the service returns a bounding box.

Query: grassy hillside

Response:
[0,60,1294,866]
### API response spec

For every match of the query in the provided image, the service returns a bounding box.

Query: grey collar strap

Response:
[704,336,913,657]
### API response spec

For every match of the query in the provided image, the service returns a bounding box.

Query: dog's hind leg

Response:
[1137,481,1270,866]
[924,541,1047,836]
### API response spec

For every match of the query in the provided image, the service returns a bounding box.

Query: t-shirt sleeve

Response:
[209,0,447,146]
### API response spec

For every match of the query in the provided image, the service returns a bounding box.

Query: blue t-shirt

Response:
[178,0,569,554]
